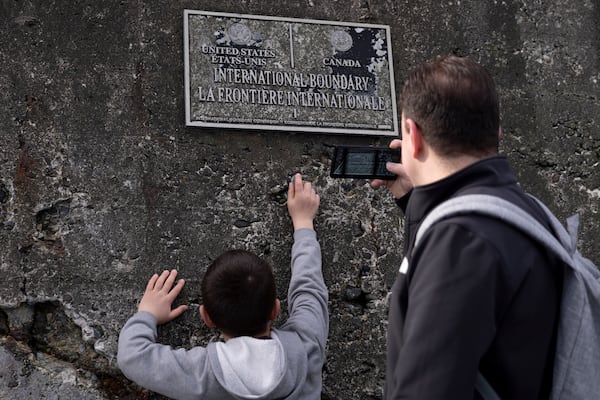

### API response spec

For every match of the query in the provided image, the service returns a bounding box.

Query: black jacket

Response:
[384,156,562,400]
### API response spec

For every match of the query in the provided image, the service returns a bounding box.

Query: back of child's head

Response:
[201,249,277,337]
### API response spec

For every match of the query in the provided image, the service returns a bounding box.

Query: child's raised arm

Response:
[282,173,328,371]
[287,173,320,231]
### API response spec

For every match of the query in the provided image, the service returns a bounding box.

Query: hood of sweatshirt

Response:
[211,330,306,399]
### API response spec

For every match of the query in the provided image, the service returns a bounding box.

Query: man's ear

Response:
[406,118,423,158]
[200,305,216,328]
[270,299,281,321]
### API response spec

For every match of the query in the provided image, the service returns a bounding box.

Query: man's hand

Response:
[138,270,188,325]
[287,173,320,231]
[371,139,413,198]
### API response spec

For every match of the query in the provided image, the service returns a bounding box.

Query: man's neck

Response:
[415,153,487,186]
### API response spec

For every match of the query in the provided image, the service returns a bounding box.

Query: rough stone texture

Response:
[0,1,598,399]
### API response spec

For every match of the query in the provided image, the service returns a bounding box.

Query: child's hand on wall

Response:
[138,269,188,324]
[287,173,320,231]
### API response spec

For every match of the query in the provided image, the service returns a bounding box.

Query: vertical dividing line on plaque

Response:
[289,24,295,69]
[289,23,297,120]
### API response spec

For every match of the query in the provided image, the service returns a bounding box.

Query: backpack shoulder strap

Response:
[416,194,574,270]
[526,194,600,279]
[416,193,600,281]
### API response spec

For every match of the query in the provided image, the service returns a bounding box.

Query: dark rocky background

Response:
[1,1,598,399]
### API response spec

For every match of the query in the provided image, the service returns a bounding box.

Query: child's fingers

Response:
[294,173,303,192]
[169,304,188,320]
[163,269,178,290]
[289,173,304,200]
[166,278,186,301]
[303,181,312,193]
[155,270,171,289]
[146,273,159,291]
[288,177,295,199]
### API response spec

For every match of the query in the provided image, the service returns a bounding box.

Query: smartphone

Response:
[330,145,401,180]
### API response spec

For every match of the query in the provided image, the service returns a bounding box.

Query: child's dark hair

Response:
[201,249,277,337]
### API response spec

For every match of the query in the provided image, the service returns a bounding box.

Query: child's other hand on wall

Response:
[138,269,188,324]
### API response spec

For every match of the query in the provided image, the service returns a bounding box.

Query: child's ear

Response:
[270,299,281,321]
[200,305,216,328]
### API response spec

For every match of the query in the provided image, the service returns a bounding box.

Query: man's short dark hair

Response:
[400,55,500,157]
[201,249,277,337]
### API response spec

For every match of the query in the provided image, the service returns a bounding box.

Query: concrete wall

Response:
[1,1,598,399]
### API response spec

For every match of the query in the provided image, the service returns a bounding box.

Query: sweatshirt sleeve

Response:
[280,228,329,353]
[117,311,213,400]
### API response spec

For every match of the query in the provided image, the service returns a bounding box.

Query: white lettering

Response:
[197,86,215,102]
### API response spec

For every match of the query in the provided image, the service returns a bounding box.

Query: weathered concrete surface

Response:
[0,1,598,399]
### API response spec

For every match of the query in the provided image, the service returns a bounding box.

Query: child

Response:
[117,173,328,400]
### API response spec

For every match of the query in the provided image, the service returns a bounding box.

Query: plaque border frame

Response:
[183,9,399,136]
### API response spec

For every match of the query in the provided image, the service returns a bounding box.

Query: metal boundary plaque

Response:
[184,10,398,136]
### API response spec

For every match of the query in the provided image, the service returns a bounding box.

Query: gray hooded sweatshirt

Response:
[117,228,328,400]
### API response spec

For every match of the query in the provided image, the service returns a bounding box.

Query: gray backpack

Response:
[415,194,600,400]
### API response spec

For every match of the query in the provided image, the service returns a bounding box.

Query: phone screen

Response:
[330,146,400,179]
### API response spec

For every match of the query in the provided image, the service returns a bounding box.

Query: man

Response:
[372,55,562,399]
